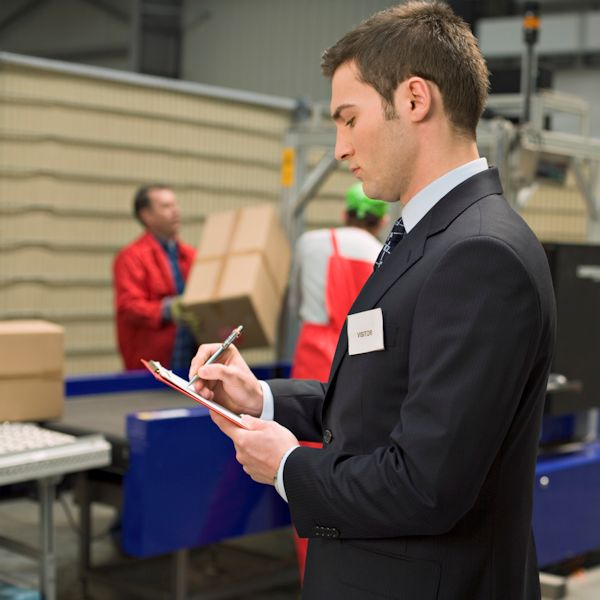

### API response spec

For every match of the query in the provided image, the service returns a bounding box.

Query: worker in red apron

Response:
[289,183,389,580]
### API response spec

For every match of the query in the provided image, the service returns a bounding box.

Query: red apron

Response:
[290,229,374,581]
[291,229,374,380]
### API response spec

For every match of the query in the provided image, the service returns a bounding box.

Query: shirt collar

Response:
[154,234,177,253]
[402,158,488,233]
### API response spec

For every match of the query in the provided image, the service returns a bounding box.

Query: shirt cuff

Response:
[259,380,274,421]
[274,445,299,503]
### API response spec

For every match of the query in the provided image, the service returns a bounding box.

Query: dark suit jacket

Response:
[269,169,556,600]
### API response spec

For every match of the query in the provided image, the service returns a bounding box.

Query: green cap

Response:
[345,183,388,219]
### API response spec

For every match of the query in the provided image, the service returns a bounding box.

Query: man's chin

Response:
[363,184,399,204]
[362,182,384,201]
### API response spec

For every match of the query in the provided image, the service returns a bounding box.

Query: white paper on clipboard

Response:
[146,360,248,429]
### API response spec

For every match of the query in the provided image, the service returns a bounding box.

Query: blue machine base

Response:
[533,442,600,568]
[122,406,291,558]
[66,367,600,565]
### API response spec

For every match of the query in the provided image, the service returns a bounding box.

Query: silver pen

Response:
[187,325,244,387]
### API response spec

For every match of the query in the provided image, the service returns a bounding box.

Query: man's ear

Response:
[138,206,152,228]
[396,76,432,123]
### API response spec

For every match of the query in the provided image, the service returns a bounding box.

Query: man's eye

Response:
[346,117,355,127]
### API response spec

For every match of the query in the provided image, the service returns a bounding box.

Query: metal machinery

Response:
[280,90,600,246]
[278,88,600,592]
[0,423,110,600]
[46,365,294,600]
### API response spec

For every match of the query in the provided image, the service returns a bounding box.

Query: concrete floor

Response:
[560,570,600,600]
[0,489,300,599]
[0,489,599,600]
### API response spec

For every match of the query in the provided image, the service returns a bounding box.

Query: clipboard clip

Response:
[147,360,161,373]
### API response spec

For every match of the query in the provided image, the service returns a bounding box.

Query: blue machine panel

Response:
[533,442,600,567]
[122,406,291,558]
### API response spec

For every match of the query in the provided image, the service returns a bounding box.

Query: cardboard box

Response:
[183,204,291,348]
[0,320,65,421]
[0,377,64,422]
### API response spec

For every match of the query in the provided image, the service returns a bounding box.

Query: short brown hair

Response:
[321,1,489,138]
[133,184,171,225]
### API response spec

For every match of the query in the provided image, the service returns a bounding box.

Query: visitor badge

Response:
[347,308,385,356]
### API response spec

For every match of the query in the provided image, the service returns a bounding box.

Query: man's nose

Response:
[334,132,353,161]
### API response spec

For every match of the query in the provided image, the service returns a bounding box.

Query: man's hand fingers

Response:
[210,410,229,430]
[210,410,241,438]
[188,343,222,379]
[239,414,262,429]
[198,362,225,379]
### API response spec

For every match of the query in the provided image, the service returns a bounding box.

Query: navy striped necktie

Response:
[374,217,406,270]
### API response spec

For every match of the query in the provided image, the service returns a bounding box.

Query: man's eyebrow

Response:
[331,104,355,121]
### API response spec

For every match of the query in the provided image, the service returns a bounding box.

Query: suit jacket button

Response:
[323,429,333,444]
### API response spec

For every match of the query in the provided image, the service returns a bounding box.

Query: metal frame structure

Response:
[280,90,600,245]
[48,364,294,600]
[0,428,110,599]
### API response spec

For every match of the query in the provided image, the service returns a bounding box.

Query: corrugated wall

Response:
[0,54,293,374]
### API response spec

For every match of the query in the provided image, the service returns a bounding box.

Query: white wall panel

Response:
[555,69,600,138]
[478,12,600,58]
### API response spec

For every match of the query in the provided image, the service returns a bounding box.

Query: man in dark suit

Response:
[189,2,556,598]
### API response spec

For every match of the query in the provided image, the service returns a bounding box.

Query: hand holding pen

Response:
[188,325,243,387]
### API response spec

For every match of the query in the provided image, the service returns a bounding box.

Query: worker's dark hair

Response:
[345,209,382,231]
[133,184,171,226]
[321,1,489,138]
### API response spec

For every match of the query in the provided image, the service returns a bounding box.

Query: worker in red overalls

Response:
[288,183,389,580]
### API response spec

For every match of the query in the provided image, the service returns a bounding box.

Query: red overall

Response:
[290,229,374,581]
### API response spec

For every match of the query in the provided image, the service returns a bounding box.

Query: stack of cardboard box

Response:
[183,204,291,349]
[0,321,64,421]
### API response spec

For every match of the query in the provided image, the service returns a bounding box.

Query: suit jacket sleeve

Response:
[280,236,547,539]
[268,378,327,443]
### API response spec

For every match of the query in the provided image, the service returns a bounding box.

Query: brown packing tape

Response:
[0,370,63,381]
[229,204,291,291]
[196,209,239,259]
[207,209,240,299]
[200,249,282,301]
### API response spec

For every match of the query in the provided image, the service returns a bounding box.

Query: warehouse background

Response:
[1,0,600,134]
[0,0,599,373]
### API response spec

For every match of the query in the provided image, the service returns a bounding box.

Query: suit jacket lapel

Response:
[325,168,504,396]
[326,220,428,385]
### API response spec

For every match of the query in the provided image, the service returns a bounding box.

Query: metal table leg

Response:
[38,477,57,600]
[173,548,189,600]
[77,472,92,598]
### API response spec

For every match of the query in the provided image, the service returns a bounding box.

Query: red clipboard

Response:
[141,359,249,429]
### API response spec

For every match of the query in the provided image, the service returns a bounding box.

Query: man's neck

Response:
[402,133,479,205]
[150,231,176,246]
